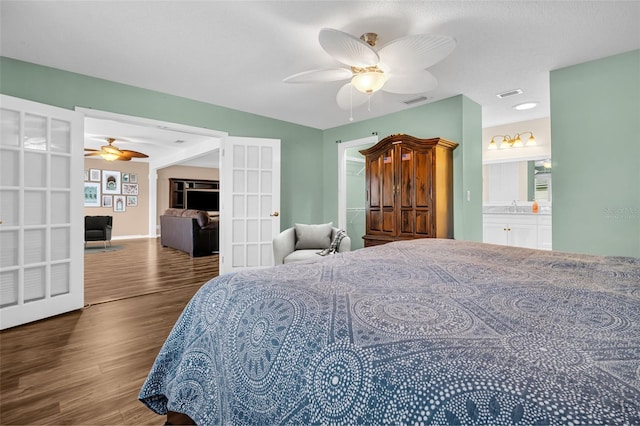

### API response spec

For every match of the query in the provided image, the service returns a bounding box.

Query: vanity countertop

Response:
[483,205,551,215]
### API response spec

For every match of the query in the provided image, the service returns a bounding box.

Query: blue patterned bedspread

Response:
[140,239,640,425]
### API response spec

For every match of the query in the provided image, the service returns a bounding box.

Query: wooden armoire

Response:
[360,134,458,247]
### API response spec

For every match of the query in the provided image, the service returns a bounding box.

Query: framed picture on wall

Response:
[122,173,130,183]
[127,195,138,207]
[84,182,100,207]
[102,195,113,208]
[122,183,138,195]
[90,169,101,182]
[102,170,121,194]
[114,195,126,212]
[129,174,138,183]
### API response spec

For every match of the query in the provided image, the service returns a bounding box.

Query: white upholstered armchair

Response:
[273,223,351,264]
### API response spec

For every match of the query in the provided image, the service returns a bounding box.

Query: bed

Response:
[139,239,640,425]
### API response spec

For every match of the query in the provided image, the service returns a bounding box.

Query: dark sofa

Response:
[160,209,219,257]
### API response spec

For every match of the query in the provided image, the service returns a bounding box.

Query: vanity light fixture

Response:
[487,131,536,150]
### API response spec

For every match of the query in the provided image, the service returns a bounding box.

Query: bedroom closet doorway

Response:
[338,136,377,250]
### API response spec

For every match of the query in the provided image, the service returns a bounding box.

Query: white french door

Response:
[220,136,281,274]
[0,95,84,330]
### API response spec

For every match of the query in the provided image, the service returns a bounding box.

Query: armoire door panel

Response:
[415,150,432,207]
[382,209,396,233]
[369,158,381,208]
[382,149,394,208]
[415,209,433,236]
[399,147,413,208]
[368,210,381,232]
[399,209,414,234]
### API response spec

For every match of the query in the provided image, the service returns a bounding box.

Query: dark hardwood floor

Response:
[0,238,219,425]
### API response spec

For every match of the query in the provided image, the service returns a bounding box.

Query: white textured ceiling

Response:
[2,1,639,158]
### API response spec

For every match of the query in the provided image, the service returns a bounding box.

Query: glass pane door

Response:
[220,136,280,273]
[0,95,83,330]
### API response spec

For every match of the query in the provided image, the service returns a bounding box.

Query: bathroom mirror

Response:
[483,159,552,203]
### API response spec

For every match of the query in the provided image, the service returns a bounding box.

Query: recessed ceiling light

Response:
[513,102,538,111]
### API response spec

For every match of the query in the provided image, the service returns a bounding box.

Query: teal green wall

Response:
[1,57,483,242]
[459,96,483,242]
[322,95,483,241]
[0,57,324,228]
[550,49,640,257]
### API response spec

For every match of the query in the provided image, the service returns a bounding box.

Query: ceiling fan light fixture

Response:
[102,145,122,155]
[100,152,120,161]
[351,69,387,94]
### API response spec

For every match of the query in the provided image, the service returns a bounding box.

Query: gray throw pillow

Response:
[195,211,210,228]
[295,223,333,249]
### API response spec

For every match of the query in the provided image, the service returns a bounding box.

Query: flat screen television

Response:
[185,189,219,212]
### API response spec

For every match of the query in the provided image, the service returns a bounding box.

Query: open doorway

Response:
[338,136,377,250]
[79,108,226,304]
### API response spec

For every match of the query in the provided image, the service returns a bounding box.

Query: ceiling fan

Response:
[84,137,149,161]
[283,28,456,111]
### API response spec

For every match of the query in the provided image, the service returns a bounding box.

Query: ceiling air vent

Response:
[403,96,428,105]
[496,89,523,99]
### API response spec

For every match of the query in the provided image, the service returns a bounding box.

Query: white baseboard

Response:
[111,235,157,241]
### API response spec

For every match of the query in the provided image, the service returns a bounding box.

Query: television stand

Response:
[169,178,219,210]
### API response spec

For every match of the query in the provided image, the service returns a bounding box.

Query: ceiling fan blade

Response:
[378,35,456,71]
[383,70,438,95]
[283,68,352,83]
[116,155,132,161]
[119,150,149,159]
[84,152,102,157]
[319,28,379,68]
[84,148,99,152]
[336,83,370,110]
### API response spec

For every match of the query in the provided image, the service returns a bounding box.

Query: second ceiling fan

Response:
[283,27,456,110]
[84,137,149,161]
